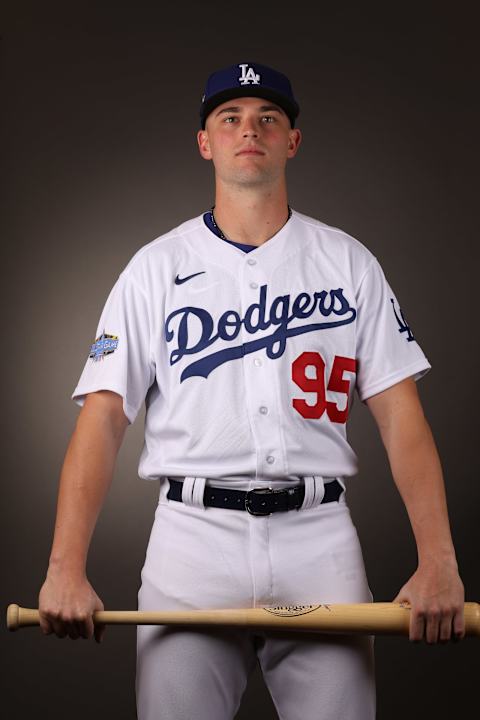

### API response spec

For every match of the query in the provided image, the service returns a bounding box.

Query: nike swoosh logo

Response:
[175,271,206,285]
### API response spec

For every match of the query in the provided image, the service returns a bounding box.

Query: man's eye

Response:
[224,116,237,123]
[262,116,275,122]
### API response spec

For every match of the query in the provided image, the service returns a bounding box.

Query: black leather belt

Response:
[166,479,344,515]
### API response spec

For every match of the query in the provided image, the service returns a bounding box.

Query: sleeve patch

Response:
[390,298,415,342]
[89,331,119,361]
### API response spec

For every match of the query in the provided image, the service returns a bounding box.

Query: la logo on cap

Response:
[238,64,261,85]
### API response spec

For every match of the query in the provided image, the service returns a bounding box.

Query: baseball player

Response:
[38,62,465,720]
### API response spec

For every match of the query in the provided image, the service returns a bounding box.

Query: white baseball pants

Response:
[136,476,375,720]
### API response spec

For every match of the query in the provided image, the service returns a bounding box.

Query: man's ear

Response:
[197,129,212,160]
[287,128,302,158]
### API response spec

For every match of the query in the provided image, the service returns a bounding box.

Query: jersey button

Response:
[254,358,262,367]
[259,406,268,414]
[247,258,257,265]
[266,455,275,464]
[250,281,258,289]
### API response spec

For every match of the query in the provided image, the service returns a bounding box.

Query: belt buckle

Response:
[245,487,275,516]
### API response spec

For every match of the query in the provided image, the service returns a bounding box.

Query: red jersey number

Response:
[292,353,357,424]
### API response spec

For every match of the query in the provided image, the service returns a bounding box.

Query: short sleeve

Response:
[71,269,155,424]
[355,258,431,402]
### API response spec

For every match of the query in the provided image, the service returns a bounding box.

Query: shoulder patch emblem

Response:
[89,331,119,361]
[390,298,415,342]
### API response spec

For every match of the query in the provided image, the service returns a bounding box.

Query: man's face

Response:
[197,96,302,189]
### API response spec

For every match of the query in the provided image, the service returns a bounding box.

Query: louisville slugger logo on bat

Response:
[263,604,329,616]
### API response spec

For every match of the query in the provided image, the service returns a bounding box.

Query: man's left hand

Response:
[393,559,465,643]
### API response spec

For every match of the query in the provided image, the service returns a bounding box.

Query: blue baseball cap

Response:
[200,62,300,129]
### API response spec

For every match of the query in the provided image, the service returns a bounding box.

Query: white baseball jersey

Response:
[72,209,431,482]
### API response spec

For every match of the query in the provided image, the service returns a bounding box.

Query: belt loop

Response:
[181,477,195,505]
[314,476,326,506]
[181,477,206,508]
[308,476,325,509]
[301,476,316,510]
[192,477,206,508]
[336,476,346,493]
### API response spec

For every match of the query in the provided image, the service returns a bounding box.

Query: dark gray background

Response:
[2,2,479,718]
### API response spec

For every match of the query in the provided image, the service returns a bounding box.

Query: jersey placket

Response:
[239,254,285,482]
[237,253,281,606]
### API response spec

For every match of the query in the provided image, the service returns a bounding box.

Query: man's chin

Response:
[225,170,279,189]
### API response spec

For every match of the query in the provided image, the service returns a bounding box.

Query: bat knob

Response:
[6,604,20,631]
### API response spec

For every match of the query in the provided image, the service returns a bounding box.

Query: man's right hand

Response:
[38,391,127,644]
[38,570,106,642]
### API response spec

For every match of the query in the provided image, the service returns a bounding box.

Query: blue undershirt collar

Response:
[202,211,257,253]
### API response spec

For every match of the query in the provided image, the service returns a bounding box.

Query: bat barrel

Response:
[465,602,480,638]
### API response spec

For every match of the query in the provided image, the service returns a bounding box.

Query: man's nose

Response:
[241,117,259,137]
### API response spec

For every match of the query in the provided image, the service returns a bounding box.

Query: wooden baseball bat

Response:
[6,602,480,636]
